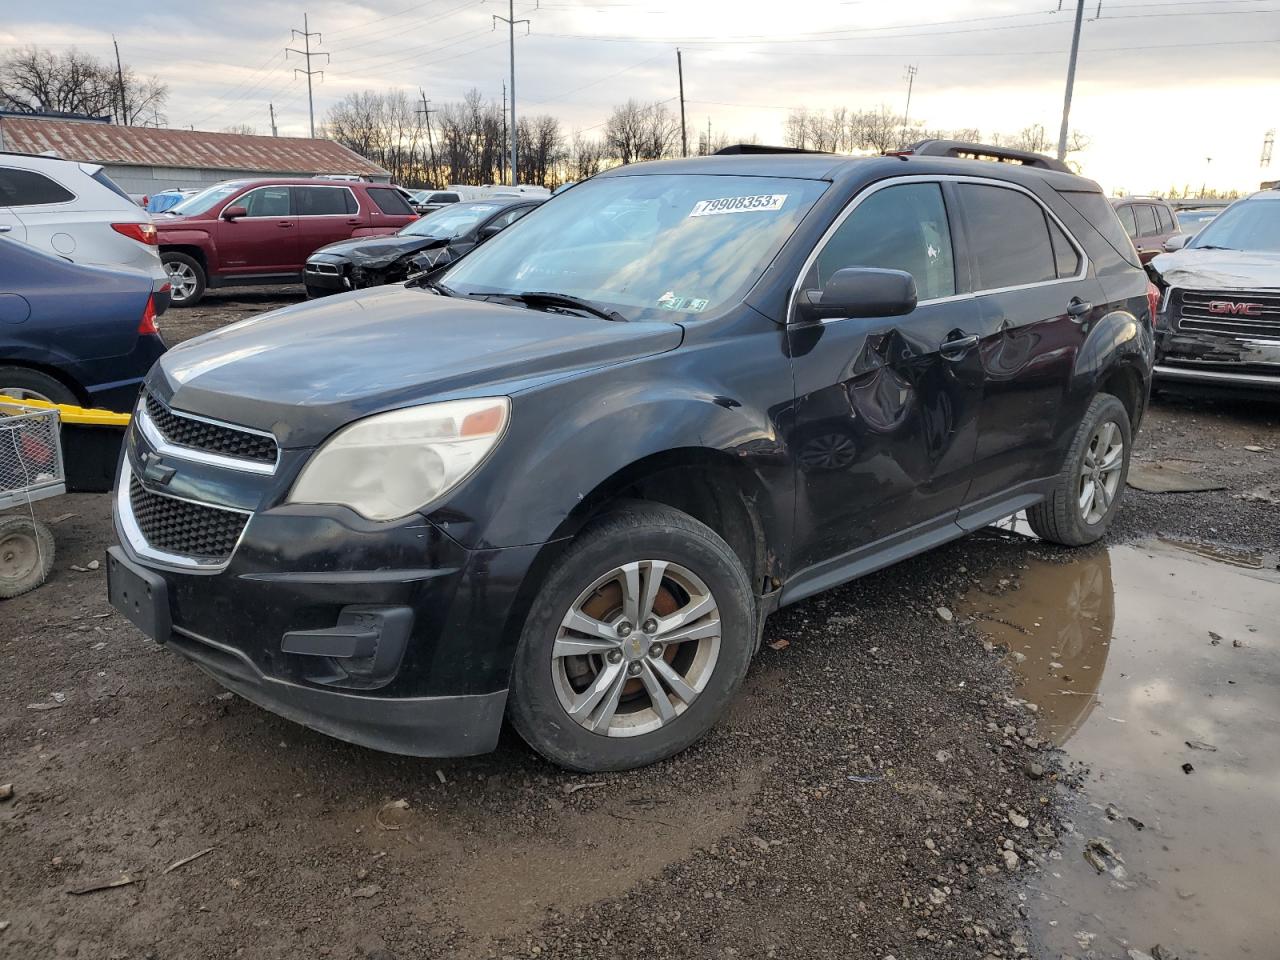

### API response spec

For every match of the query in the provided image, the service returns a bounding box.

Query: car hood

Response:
[1150,248,1280,290]
[150,285,683,447]
[310,234,449,266]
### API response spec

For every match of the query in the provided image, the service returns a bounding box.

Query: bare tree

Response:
[516,114,565,188]
[567,131,606,181]
[0,45,167,125]
[221,123,257,136]
[605,99,677,165]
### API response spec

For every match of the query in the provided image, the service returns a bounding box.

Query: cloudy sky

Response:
[8,0,1279,192]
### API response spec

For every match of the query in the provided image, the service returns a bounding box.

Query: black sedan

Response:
[303,198,540,297]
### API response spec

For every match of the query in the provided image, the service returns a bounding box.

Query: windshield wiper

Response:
[410,276,455,296]
[469,290,627,322]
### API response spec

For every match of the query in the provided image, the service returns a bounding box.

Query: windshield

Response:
[167,182,247,217]
[400,202,502,238]
[1189,198,1280,252]
[441,173,829,319]
[1176,209,1219,231]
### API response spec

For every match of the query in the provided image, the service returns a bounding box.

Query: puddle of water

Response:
[961,538,1280,959]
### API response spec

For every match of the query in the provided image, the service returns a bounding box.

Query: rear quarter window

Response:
[957,183,1057,290]
[91,169,134,202]
[367,187,414,215]
[1057,191,1142,269]
[0,167,76,206]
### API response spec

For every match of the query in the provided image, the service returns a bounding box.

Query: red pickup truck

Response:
[154,178,417,306]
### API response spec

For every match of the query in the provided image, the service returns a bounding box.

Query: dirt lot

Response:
[1,290,1277,960]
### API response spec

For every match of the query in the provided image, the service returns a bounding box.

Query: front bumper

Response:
[108,408,544,757]
[303,259,348,296]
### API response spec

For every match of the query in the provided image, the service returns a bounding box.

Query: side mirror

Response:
[797,267,917,322]
[1162,233,1192,253]
[222,205,249,221]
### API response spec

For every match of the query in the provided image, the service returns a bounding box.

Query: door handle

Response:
[345,218,362,225]
[278,220,294,228]
[0,224,11,234]
[939,333,979,359]
[1067,297,1092,320]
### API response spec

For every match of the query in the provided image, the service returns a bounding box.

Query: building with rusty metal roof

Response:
[0,113,390,195]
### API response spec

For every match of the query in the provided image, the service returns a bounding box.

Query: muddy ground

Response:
[1,289,1277,960]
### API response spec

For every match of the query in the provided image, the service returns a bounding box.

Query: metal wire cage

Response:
[0,401,67,509]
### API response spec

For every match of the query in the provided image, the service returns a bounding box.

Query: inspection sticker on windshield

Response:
[688,194,787,217]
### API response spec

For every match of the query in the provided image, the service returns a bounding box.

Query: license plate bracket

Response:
[106,546,171,642]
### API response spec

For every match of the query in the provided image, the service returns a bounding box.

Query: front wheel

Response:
[1027,393,1132,546]
[508,504,755,772]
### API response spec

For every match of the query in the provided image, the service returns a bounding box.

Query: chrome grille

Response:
[1177,289,1280,340]
[128,476,248,561]
[144,392,277,465]
[305,262,341,275]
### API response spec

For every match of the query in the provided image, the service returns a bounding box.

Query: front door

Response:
[953,180,1101,519]
[216,184,298,275]
[785,180,985,577]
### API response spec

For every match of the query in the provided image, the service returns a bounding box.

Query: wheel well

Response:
[1101,362,1145,429]
[0,360,88,405]
[160,245,208,273]
[496,451,774,676]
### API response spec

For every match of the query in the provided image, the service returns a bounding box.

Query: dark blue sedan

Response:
[0,235,167,412]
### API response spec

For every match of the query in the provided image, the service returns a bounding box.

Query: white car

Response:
[0,153,170,312]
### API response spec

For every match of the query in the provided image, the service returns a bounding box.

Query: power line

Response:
[287,12,329,138]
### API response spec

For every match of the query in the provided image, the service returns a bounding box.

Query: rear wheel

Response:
[508,504,755,772]
[0,367,78,405]
[1027,393,1132,546]
[162,252,206,307]
[0,516,55,599]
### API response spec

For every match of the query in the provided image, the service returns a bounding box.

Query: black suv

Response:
[107,141,1155,772]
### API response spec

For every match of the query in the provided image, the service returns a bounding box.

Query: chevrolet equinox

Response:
[108,141,1156,772]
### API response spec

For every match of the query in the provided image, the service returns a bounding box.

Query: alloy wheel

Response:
[1079,420,1124,525]
[0,387,56,403]
[551,560,722,738]
[165,261,198,302]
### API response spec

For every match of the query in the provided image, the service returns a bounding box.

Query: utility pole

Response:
[500,81,508,186]
[287,13,329,139]
[900,64,918,147]
[1262,129,1275,168]
[677,49,687,158]
[707,116,712,156]
[417,90,438,187]
[493,1,532,186]
[269,102,278,137]
[1056,0,1087,161]
[112,36,128,125]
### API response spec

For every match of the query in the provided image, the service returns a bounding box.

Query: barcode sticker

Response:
[689,194,788,217]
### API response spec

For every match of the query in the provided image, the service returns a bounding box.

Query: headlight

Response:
[288,397,509,521]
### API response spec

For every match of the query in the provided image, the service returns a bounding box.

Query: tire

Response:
[1027,393,1132,546]
[0,366,78,405]
[0,516,55,599]
[162,252,206,307]
[507,503,756,772]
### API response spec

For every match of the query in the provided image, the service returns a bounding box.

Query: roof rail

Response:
[891,139,1072,174]
[714,143,832,156]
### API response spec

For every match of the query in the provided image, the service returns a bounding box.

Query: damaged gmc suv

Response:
[108,142,1155,772]
[1149,189,1280,392]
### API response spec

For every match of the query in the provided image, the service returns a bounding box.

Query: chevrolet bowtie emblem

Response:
[141,452,176,486]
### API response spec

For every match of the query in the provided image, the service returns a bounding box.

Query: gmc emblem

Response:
[1207,301,1264,316]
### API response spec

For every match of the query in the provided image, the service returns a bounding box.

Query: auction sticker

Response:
[689,194,787,217]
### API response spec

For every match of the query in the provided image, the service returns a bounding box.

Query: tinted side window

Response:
[295,186,353,216]
[239,186,292,217]
[91,168,133,201]
[1048,219,1082,278]
[958,183,1056,290]
[811,182,956,302]
[1055,189,1142,269]
[1135,204,1158,237]
[0,167,76,205]
[1115,204,1138,237]
[489,205,534,230]
[368,187,414,215]
[1156,204,1176,233]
